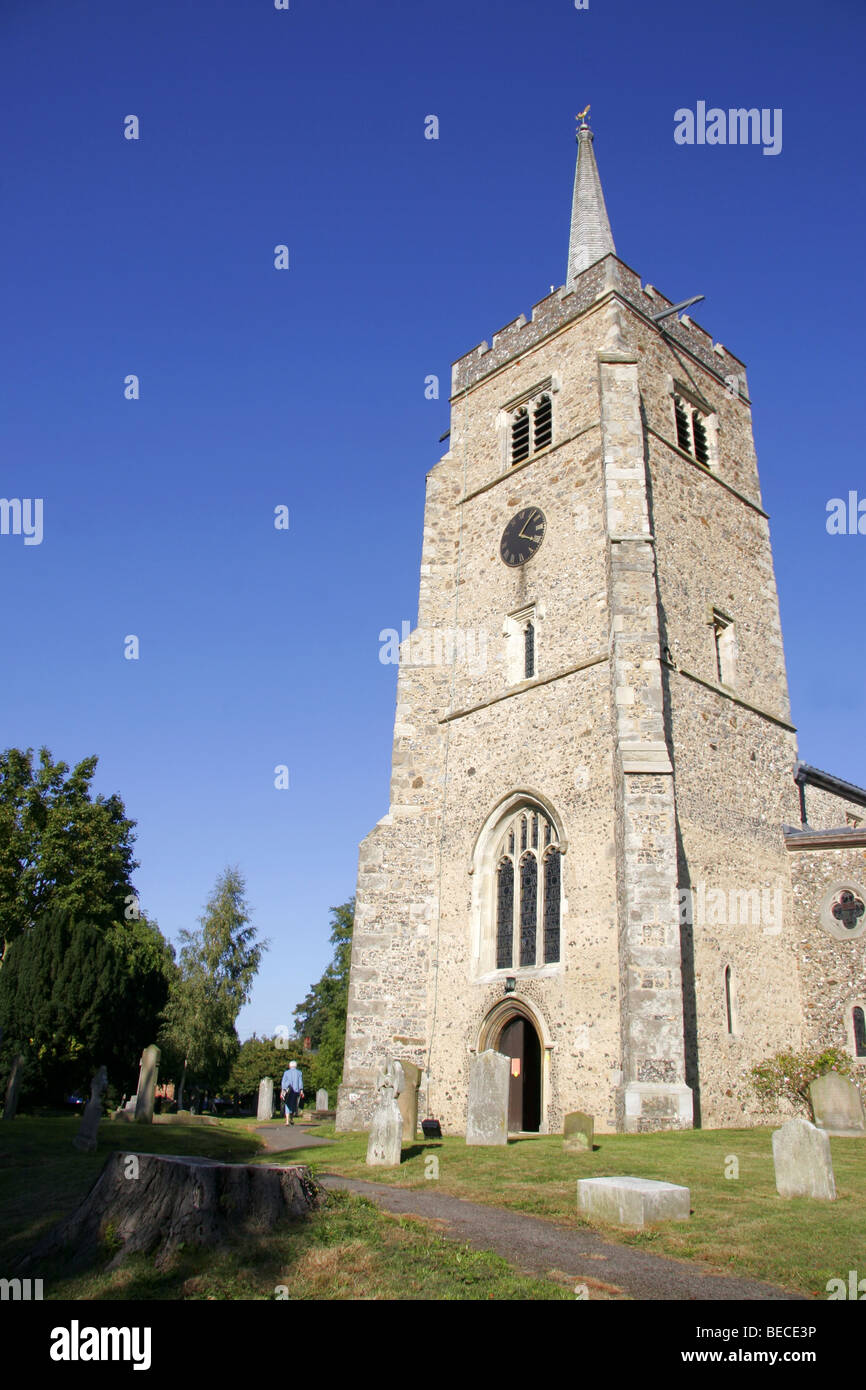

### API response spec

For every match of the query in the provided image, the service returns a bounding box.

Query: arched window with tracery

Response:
[489,804,562,970]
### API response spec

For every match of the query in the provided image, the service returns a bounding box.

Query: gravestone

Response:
[397,1061,422,1142]
[257,1076,274,1121]
[577,1176,690,1228]
[563,1111,594,1153]
[810,1072,866,1135]
[366,1057,404,1166]
[466,1050,510,1146]
[772,1117,836,1200]
[73,1066,108,1153]
[134,1045,161,1125]
[316,1089,328,1111]
[3,1054,25,1121]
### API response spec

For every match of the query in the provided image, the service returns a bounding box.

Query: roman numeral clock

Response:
[499,506,546,567]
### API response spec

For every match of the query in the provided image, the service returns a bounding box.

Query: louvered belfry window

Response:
[692,412,709,465]
[510,391,553,465]
[674,397,692,452]
[493,807,562,970]
[511,407,530,464]
[533,394,552,451]
[674,393,711,467]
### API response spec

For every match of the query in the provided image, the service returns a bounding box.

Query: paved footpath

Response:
[254,1126,805,1302]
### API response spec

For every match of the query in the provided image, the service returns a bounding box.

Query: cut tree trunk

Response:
[18,1152,324,1273]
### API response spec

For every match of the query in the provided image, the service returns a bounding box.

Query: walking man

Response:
[280,1059,304,1125]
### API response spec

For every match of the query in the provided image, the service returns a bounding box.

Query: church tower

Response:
[336,117,808,1134]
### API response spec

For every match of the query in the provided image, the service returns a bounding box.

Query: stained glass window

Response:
[854,1006,866,1058]
[493,806,562,973]
[520,854,537,966]
[832,890,866,932]
[496,859,514,970]
[543,849,561,963]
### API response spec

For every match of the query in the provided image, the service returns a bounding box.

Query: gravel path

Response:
[313,1173,807,1302]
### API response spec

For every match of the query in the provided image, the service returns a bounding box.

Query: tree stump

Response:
[18,1152,324,1273]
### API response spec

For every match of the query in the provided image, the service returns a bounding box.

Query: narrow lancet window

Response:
[724,966,734,1034]
[524,621,535,679]
[496,859,514,969]
[519,854,537,966]
[543,848,561,963]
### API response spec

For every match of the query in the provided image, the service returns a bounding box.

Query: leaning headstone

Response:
[73,1066,108,1153]
[810,1073,866,1136]
[134,1045,161,1125]
[316,1089,328,1112]
[366,1057,404,1167]
[257,1076,274,1121]
[3,1054,25,1121]
[397,1061,422,1143]
[563,1111,594,1153]
[466,1050,510,1146]
[578,1176,690,1228]
[772,1117,836,1200]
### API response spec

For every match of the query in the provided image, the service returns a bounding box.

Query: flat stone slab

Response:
[577,1176,690,1229]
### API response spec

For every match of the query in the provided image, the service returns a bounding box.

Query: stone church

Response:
[336,119,866,1134]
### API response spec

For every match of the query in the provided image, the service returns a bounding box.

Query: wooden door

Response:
[499,1017,525,1132]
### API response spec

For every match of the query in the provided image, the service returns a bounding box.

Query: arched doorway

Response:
[477,997,549,1134]
[497,1015,542,1133]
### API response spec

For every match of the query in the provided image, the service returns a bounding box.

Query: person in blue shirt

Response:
[280,1060,304,1125]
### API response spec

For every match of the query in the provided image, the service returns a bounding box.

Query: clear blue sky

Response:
[2,0,864,1042]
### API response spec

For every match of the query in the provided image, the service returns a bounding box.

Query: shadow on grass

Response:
[401,1143,444,1160]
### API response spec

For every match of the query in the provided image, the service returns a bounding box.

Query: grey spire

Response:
[566,119,616,287]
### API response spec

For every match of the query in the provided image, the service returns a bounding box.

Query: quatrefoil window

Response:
[832,890,866,932]
[820,881,866,942]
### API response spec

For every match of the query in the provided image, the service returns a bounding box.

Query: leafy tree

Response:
[0,905,175,1105]
[227,1033,306,1103]
[0,747,138,961]
[748,1047,855,1122]
[292,899,353,1095]
[160,867,266,1106]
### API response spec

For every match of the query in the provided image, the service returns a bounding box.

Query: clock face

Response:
[500,507,546,567]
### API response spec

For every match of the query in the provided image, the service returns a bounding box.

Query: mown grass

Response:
[4,1115,863,1298]
[294,1122,866,1297]
[0,1117,570,1300]
[0,1116,262,1269]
